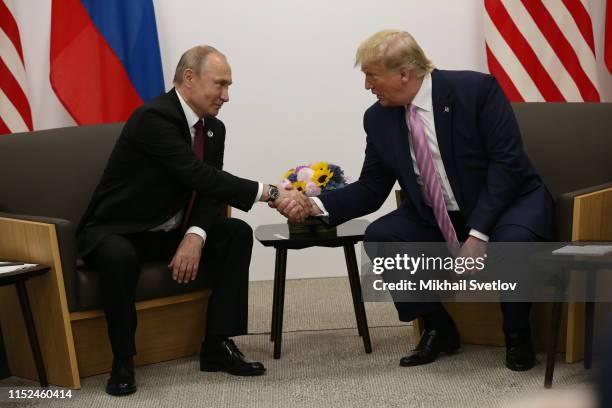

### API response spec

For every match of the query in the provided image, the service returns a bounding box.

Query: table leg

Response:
[585,301,595,370]
[343,244,372,354]
[344,246,364,337]
[15,280,48,387]
[584,270,595,370]
[271,248,282,342]
[273,248,288,359]
[544,300,563,388]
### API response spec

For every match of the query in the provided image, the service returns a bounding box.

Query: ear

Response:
[183,68,194,88]
[399,66,411,83]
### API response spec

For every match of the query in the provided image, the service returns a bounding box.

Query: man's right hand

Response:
[273,190,321,222]
[168,233,203,283]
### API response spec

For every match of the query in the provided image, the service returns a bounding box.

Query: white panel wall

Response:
[13,0,612,281]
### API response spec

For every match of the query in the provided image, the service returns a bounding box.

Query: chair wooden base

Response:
[411,302,570,354]
[71,293,208,378]
[0,217,210,388]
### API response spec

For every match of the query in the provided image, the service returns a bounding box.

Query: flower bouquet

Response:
[278,162,349,236]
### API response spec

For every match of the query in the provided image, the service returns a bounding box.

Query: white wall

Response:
[13,0,612,281]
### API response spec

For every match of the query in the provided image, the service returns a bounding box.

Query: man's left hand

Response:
[456,235,487,276]
[168,233,203,283]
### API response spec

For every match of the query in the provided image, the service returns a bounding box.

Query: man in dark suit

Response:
[276,30,554,371]
[78,45,307,396]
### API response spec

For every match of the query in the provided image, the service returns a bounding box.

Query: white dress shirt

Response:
[313,73,489,242]
[150,90,264,245]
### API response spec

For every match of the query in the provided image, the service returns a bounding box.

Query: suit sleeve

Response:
[319,112,396,226]
[467,76,526,235]
[131,110,259,212]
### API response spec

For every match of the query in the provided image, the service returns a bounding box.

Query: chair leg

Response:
[15,280,48,387]
[544,301,563,388]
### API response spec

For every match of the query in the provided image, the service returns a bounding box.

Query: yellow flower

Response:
[312,168,333,187]
[292,181,306,193]
[309,162,329,172]
[282,168,295,179]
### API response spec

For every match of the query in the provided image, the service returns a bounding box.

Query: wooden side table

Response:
[255,219,371,359]
[535,249,612,388]
[0,264,50,387]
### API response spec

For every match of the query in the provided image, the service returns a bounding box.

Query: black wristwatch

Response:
[266,184,279,202]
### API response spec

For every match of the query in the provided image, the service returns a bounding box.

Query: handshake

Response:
[266,184,323,222]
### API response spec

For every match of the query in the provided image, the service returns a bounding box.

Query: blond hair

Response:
[355,30,434,77]
[173,45,224,84]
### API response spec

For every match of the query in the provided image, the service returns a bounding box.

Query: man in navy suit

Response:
[275,30,554,370]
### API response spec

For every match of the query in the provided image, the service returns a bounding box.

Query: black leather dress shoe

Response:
[400,328,460,367]
[106,357,137,396]
[505,331,535,371]
[200,339,266,376]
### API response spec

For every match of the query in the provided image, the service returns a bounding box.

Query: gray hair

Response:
[173,45,224,84]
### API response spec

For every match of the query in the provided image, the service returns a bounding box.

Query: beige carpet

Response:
[1,277,594,408]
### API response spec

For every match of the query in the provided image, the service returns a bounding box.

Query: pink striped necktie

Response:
[181,120,204,231]
[406,104,460,254]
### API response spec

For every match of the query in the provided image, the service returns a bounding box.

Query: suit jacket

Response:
[77,89,259,257]
[320,69,554,239]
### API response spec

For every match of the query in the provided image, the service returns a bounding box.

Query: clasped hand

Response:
[268,187,318,222]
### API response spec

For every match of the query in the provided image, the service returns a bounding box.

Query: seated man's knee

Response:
[490,225,540,243]
[86,234,139,273]
[225,218,253,245]
[364,220,394,243]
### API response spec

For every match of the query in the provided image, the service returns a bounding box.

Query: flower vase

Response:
[287,216,337,237]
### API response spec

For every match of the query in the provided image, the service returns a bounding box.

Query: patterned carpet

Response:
[0,277,594,408]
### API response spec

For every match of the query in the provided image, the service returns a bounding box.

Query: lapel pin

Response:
[444,106,450,113]
[207,130,214,138]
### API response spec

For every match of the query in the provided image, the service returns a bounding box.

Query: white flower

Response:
[297,167,314,182]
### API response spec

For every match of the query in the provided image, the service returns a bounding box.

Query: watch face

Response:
[269,185,279,201]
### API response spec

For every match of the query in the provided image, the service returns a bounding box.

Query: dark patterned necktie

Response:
[181,120,204,231]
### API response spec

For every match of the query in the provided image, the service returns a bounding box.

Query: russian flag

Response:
[50,0,164,125]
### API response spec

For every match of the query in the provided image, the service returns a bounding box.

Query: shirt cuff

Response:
[254,182,264,203]
[468,229,489,242]
[185,226,207,247]
[311,197,329,217]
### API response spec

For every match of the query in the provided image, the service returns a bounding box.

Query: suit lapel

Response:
[431,70,462,206]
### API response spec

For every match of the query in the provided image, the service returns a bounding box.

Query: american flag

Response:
[0,0,32,134]
[484,0,600,102]
[606,0,612,73]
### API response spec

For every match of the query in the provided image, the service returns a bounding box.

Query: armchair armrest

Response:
[555,181,612,241]
[0,212,78,311]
